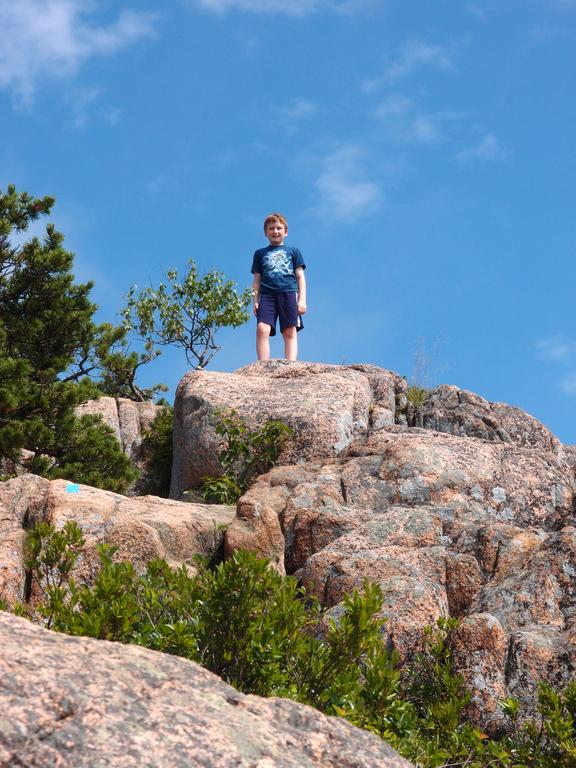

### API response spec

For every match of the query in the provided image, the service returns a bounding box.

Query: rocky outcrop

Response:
[1,398,163,495]
[3,361,575,740]
[76,396,163,494]
[166,361,576,731]
[0,612,413,768]
[0,475,235,606]
[408,384,560,452]
[76,396,160,459]
[223,428,576,732]
[171,361,406,498]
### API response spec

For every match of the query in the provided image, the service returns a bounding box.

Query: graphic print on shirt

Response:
[263,248,293,279]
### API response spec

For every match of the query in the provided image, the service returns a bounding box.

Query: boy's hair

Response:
[263,212,288,232]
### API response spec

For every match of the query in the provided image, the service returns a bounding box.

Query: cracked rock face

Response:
[76,396,160,460]
[410,384,561,452]
[0,612,413,768]
[4,363,575,743]
[170,361,406,498]
[76,396,163,495]
[0,475,235,605]
[224,429,576,733]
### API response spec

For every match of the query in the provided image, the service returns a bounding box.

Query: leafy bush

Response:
[122,260,252,370]
[199,409,292,504]
[42,413,138,493]
[406,385,429,409]
[17,519,576,768]
[139,406,173,497]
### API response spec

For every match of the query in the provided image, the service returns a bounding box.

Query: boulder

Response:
[76,396,163,495]
[0,475,235,607]
[76,397,160,460]
[409,384,560,452]
[451,613,509,734]
[0,612,414,768]
[224,428,576,729]
[170,361,406,498]
[505,625,576,710]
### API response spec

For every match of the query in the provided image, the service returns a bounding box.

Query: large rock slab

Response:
[1,398,163,496]
[76,396,160,460]
[170,361,406,498]
[0,612,413,768]
[224,429,576,730]
[409,384,560,452]
[0,475,235,606]
[76,396,164,495]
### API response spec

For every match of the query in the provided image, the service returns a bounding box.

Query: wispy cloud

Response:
[192,0,370,16]
[548,0,576,9]
[311,144,383,223]
[454,132,508,163]
[467,4,488,22]
[268,97,319,133]
[0,1,156,101]
[64,86,123,129]
[273,97,318,121]
[363,39,454,92]
[560,375,576,396]
[537,336,576,397]
[537,338,576,363]
[374,94,465,146]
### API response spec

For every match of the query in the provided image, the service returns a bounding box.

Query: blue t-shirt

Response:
[251,245,306,294]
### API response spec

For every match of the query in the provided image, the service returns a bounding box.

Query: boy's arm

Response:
[296,266,307,314]
[252,273,261,316]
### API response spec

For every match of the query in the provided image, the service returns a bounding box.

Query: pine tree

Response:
[0,185,137,491]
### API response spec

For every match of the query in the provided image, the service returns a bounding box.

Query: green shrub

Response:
[406,385,429,409]
[17,519,576,768]
[21,521,397,705]
[139,405,173,497]
[43,413,138,493]
[199,409,292,503]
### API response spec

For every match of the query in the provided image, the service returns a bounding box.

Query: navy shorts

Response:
[257,292,304,337]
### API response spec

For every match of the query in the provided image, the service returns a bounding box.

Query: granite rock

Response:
[170,361,406,498]
[0,611,414,768]
[224,428,576,729]
[0,475,235,606]
[410,384,560,452]
[76,396,163,494]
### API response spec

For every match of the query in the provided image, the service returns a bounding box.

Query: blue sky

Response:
[2,0,575,442]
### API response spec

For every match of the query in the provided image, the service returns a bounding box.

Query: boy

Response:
[251,212,307,361]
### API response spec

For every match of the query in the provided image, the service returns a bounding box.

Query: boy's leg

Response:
[277,292,301,361]
[257,322,272,360]
[282,326,297,360]
[255,293,277,361]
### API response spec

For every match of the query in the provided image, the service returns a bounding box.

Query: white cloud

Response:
[0,1,156,100]
[192,0,370,15]
[467,4,488,22]
[374,95,465,146]
[363,38,454,91]
[274,97,318,121]
[454,132,508,163]
[65,86,100,128]
[549,0,576,9]
[65,87,123,129]
[537,338,576,363]
[374,94,413,117]
[311,145,383,223]
[268,97,318,133]
[561,374,576,395]
[536,337,576,398]
[386,39,454,80]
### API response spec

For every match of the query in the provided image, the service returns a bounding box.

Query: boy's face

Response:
[265,220,287,246]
